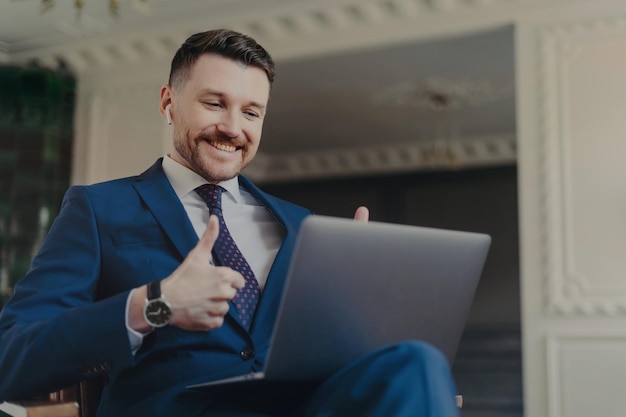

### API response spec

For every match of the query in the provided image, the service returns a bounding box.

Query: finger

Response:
[353,206,369,222]
[195,214,220,254]
[204,316,225,331]
[183,316,225,332]
[206,302,230,317]
[233,274,246,289]
[215,267,246,290]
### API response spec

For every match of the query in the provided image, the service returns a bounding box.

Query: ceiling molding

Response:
[5,0,531,72]
[245,133,516,183]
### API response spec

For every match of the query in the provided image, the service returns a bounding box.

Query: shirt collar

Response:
[162,155,243,203]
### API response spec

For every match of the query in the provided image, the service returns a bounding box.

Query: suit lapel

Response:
[132,159,198,260]
[238,176,305,338]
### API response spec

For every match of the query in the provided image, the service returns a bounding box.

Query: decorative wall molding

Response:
[7,0,531,73]
[547,331,626,417]
[244,133,516,183]
[538,15,626,317]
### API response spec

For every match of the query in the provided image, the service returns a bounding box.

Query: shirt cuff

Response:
[126,288,150,355]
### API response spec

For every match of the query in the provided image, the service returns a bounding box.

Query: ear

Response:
[159,85,174,125]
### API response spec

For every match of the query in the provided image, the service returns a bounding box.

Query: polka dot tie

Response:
[195,184,260,329]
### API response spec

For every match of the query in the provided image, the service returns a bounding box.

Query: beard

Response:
[173,128,251,183]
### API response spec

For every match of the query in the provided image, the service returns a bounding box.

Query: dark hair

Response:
[168,29,275,90]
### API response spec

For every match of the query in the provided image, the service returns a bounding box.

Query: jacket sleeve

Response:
[0,186,136,401]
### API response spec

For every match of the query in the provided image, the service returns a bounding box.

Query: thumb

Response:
[353,206,369,222]
[196,214,220,254]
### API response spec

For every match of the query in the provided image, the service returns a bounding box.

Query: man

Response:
[0,29,459,416]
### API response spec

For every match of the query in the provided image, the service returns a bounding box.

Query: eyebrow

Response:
[197,88,267,111]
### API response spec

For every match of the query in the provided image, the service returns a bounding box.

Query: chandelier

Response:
[39,0,148,16]
[371,76,514,112]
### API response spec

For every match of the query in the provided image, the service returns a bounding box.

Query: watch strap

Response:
[147,280,161,300]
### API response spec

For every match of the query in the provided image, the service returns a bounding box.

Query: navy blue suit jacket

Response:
[0,159,312,416]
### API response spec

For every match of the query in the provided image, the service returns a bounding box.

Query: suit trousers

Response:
[199,341,460,417]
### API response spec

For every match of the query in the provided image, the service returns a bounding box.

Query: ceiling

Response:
[263,27,515,153]
[0,0,282,55]
[0,0,517,181]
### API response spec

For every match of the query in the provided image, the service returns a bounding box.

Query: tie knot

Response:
[195,184,224,211]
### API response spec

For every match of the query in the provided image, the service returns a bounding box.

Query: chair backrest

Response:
[48,377,106,417]
[77,377,107,417]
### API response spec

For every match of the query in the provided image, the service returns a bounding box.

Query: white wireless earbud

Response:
[165,104,172,125]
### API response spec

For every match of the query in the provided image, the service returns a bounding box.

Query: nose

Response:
[216,110,242,139]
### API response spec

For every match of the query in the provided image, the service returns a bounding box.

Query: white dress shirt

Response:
[162,155,284,286]
[126,156,284,351]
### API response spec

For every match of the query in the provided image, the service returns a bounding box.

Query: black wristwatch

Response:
[143,280,173,328]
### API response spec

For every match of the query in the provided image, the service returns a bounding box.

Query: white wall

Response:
[516,2,626,415]
[72,61,172,185]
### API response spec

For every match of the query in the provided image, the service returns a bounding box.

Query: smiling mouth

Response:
[209,140,239,153]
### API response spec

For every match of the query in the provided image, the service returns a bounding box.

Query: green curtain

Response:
[0,66,75,308]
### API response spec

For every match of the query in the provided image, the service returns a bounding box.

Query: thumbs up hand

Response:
[162,215,245,331]
[138,215,245,332]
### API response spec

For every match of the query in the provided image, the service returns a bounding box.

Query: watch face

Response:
[144,299,172,327]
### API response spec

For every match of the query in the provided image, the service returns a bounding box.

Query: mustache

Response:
[195,132,242,146]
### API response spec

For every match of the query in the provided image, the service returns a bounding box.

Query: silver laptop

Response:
[187,214,491,389]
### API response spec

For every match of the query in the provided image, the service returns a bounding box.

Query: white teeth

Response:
[210,141,237,152]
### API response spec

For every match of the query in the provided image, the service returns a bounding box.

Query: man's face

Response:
[163,53,270,183]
